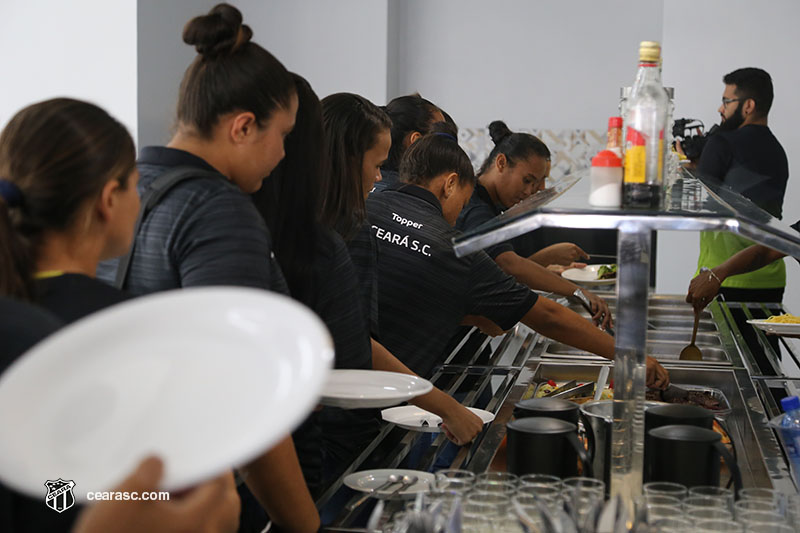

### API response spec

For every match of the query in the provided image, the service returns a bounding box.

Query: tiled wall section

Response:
[458,128,606,180]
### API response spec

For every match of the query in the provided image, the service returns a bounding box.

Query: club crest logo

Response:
[44,478,76,513]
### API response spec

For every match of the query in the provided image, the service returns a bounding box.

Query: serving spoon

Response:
[679,308,703,361]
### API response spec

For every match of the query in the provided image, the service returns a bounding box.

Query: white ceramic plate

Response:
[747,319,800,335]
[381,405,495,432]
[320,370,433,409]
[562,264,616,286]
[0,287,334,502]
[344,469,435,500]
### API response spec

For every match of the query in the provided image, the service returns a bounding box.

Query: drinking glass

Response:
[644,494,682,507]
[652,517,692,533]
[686,507,732,521]
[735,499,781,518]
[736,510,786,528]
[684,495,729,512]
[646,504,683,523]
[694,519,744,533]
[435,469,475,493]
[562,477,605,493]
[466,492,510,516]
[477,472,519,485]
[689,485,734,511]
[519,473,561,489]
[743,524,794,533]
[643,481,687,500]
[474,480,516,496]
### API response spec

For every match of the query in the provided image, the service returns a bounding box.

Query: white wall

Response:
[388,0,663,131]
[243,0,388,104]
[0,0,138,139]
[659,0,800,305]
[136,0,389,147]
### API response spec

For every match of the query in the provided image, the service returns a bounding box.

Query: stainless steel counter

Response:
[320,294,800,528]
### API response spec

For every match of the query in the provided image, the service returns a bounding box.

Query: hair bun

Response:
[183,3,253,58]
[488,120,513,145]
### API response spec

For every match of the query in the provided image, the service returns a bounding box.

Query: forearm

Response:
[714,244,786,281]
[371,339,461,416]
[240,437,319,533]
[521,297,615,359]
[528,248,552,267]
[497,252,579,297]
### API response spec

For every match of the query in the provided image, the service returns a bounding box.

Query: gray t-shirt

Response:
[97,146,287,295]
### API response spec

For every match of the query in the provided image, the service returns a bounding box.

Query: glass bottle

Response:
[622,41,668,208]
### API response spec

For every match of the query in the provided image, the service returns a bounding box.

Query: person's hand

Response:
[440,401,485,446]
[547,262,587,275]
[461,315,507,337]
[533,243,590,267]
[583,289,613,330]
[73,457,240,533]
[685,269,721,311]
[646,356,669,390]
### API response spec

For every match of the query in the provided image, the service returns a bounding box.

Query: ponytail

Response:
[0,199,34,300]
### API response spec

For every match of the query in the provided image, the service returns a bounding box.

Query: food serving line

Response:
[320,170,800,528]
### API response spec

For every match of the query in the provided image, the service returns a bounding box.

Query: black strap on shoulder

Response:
[113,167,223,290]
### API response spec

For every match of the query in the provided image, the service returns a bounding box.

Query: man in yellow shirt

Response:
[695,67,789,303]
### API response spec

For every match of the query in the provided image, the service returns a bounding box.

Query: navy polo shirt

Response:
[97,146,287,295]
[351,184,537,378]
[455,183,515,259]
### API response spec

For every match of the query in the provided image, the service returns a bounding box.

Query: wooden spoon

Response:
[679,308,703,361]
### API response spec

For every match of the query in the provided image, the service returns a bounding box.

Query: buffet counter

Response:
[321,293,800,528]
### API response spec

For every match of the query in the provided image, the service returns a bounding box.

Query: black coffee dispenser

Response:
[506,417,593,478]
[647,424,742,493]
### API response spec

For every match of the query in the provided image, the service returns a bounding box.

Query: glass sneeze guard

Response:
[451,168,800,513]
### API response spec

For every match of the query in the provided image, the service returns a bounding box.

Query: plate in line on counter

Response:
[561,264,616,286]
[344,469,435,499]
[381,405,495,432]
[747,319,800,335]
[320,370,434,409]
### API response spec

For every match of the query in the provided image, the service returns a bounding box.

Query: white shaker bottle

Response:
[589,150,623,207]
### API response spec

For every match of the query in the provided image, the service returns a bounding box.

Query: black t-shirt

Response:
[455,183,514,259]
[698,125,789,218]
[35,273,130,325]
[310,228,373,370]
[0,298,77,532]
[351,184,537,378]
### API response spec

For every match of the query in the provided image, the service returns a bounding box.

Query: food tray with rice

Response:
[747,313,800,335]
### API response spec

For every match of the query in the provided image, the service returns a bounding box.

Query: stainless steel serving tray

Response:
[541,341,731,365]
[528,363,734,419]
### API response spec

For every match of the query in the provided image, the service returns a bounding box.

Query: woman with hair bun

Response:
[95,4,317,532]
[456,120,614,329]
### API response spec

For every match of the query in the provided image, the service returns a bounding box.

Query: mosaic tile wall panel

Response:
[458,128,606,180]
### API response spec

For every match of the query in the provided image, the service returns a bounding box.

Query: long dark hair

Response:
[0,98,136,299]
[251,74,323,306]
[383,94,440,172]
[320,93,391,241]
[400,134,475,188]
[178,3,295,137]
[477,120,551,176]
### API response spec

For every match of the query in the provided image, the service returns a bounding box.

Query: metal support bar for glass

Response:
[611,222,650,517]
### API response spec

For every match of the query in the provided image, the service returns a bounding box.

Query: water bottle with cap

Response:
[779,396,800,486]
